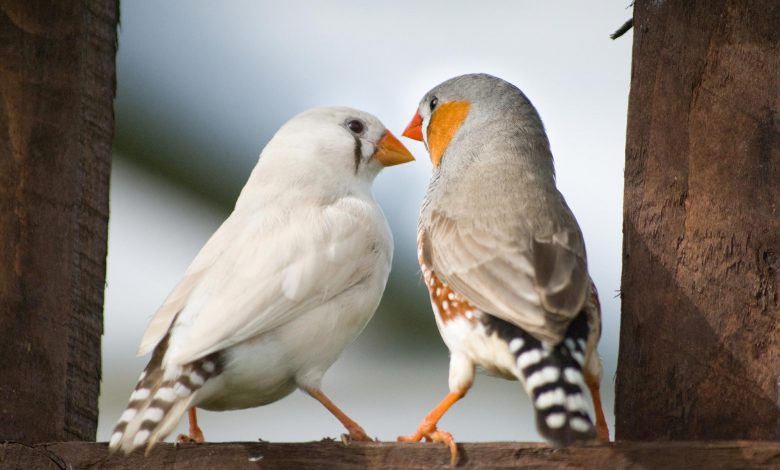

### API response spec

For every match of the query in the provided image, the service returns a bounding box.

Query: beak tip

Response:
[402,111,424,142]
[403,129,423,141]
[374,130,415,167]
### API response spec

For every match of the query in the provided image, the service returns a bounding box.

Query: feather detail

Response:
[483,311,596,445]
[109,334,223,455]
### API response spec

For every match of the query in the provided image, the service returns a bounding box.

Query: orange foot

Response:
[341,423,372,443]
[585,371,610,442]
[595,419,610,442]
[398,426,458,466]
[175,432,204,444]
[304,387,374,444]
[176,407,205,444]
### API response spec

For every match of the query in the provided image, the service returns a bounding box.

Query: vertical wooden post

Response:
[616,0,780,439]
[0,0,117,442]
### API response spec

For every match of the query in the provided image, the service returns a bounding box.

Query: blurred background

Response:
[99,1,633,443]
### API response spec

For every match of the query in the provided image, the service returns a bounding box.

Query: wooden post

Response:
[0,0,117,442]
[616,0,780,439]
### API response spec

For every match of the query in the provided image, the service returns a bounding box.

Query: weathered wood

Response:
[0,0,117,441]
[2,441,780,469]
[616,0,780,440]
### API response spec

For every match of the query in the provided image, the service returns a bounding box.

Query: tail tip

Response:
[537,411,597,447]
[108,431,123,453]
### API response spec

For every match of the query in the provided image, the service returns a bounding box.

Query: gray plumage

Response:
[417,73,591,345]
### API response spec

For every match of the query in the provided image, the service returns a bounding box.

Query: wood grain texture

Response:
[3,441,780,470]
[616,0,780,439]
[0,0,117,442]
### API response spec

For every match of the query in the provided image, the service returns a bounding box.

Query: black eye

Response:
[430,97,439,111]
[347,119,365,134]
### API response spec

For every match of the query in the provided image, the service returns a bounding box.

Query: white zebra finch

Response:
[109,106,414,454]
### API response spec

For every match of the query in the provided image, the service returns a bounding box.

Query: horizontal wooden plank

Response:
[3,441,780,469]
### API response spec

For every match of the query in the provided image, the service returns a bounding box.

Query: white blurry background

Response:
[99,1,633,443]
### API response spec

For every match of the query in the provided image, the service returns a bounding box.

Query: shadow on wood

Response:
[617,0,780,440]
[3,441,780,469]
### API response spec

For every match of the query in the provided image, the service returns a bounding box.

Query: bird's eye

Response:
[347,119,365,134]
[430,97,439,111]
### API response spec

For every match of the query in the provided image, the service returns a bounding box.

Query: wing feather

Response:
[139,198,387,366]
[137,217,241,356]
[423,200,589,344]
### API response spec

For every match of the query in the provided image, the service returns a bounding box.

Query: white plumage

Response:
[109,106,414,454]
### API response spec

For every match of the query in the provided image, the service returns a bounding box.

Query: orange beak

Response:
[373,130,415,167]
[402,111,424,141]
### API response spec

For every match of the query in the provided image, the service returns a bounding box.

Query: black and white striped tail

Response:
[108,334,222,454]
[486,311,596,446]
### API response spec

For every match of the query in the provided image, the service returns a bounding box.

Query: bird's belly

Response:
[195,337,299,410]
[195,281,381,410]
[433,307,518,380]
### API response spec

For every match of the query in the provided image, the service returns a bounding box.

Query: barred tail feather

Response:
[108,335,221,454]
[146,395,196,452]
[108,379,196,455]
[514,312,596,446]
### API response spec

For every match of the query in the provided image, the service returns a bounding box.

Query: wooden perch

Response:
[3,441,780,469]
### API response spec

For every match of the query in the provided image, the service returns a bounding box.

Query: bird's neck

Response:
[437,125,556,182]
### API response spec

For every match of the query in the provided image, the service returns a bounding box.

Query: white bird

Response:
[108,106,415,454]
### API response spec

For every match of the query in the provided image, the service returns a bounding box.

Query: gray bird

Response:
[397,73,608,464]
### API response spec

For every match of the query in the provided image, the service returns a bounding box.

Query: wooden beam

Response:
[2,441,780,469]
[616,0,780,440]
[0,0,117,441]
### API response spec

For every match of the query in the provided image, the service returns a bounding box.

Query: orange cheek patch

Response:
[427,101,471,167]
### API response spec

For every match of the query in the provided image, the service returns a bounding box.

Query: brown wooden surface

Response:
[616,0,780,440]
[3,441,780,469]
[0,0,117,442]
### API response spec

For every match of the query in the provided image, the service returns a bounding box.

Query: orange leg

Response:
[176,407,205,444]
[398,390,466,466]
[305,388,372,442]
[585,372,610,442]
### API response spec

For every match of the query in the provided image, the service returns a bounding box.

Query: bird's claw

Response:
[398,427,459,466]
[175,432,204,444]
[340,425,372,444]
[429,430,458,466]
[596,421,610,442]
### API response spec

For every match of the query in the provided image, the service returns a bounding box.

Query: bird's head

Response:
[403,73,547,171]
[263,107,414,187]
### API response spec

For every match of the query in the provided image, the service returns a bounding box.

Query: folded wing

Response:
[423,207,589,344]
[139,200,384,366]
